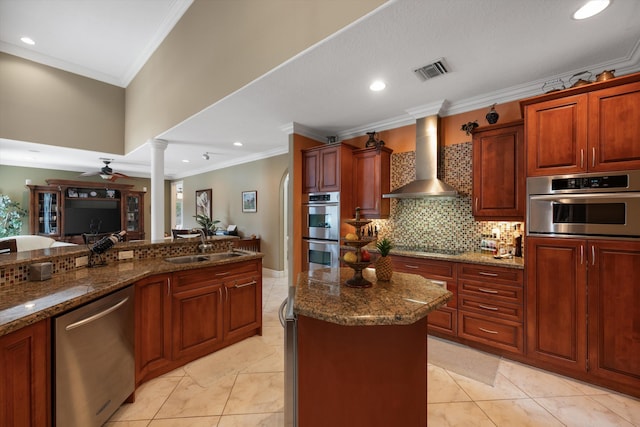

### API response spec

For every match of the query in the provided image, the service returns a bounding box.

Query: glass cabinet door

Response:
[124,192,145,240]
[37,191,59,236]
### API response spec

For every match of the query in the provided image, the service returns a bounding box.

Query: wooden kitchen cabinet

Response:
[0,319,50,427]
[135,259,262,384]
[302,143,354,193]
[352,146,392,219]
[457,263,524,354]
[135,274,172,385]
[527,236,640,396]
[391,255,457,337]
[472,120,525,220]
[123,191,145,240]
[522,72,640,176]
[526,237,587,371]
[587,240,640,393]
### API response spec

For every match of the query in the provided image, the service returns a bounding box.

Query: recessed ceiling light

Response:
[369,80,386,91]
[20,36,35,45]
[182,159,190,163]
[572,0,610,20]
[233,141,243,147]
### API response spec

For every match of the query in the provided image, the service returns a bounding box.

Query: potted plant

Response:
[194,214,220,236]
[375,237,394,281]
[0,195,27,238]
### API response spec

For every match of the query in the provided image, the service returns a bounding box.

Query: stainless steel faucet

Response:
[193,228,212,253]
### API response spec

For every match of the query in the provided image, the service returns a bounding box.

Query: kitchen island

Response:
[294,268,451,427]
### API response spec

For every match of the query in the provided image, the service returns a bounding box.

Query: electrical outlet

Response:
[75,256,88,268]
[118,250,134,260]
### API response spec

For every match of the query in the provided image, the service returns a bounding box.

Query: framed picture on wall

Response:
[242,190,257,213]
[196,189,212,218]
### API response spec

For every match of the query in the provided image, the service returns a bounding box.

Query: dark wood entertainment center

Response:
[28,179,145,242]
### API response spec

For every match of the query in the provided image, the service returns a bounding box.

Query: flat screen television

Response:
[64,200,121,236]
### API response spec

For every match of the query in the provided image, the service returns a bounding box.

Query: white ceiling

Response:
[1,0,640,181]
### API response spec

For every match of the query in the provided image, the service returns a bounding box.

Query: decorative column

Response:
[150,139,168,241]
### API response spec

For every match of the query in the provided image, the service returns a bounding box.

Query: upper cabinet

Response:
[302,143,354,193]
[522,72,640,176]
[472,120,525,220]
[352,146,392,219]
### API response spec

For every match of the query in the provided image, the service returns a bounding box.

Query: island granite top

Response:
[294,268,452,327]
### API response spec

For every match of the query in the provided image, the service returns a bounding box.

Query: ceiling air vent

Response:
[413,58,448,81]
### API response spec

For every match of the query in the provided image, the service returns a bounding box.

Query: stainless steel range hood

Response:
[383,115,458,198]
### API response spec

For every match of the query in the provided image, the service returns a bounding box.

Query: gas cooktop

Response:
[393,246,464,256]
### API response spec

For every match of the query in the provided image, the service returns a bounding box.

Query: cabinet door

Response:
[31,189,61,238]
[302,149,320,193]
[224,273,262,342]
[172,285,224,361]
[0,319,49,427]
[124,192,145,240]
[318,145,341,192]
[588,81,640,172]
[352,147,391,219]
[472,121,524,220]
[526,237,587,371]
[135,275,172,384]
[588,240,640,388]
[525,94,588,176]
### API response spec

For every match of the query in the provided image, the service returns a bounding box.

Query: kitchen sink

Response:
[164,252,244,264]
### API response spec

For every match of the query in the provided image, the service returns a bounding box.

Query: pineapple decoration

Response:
[375,238,394,281]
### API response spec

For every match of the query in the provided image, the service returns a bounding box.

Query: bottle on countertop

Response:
[513,224,522,257]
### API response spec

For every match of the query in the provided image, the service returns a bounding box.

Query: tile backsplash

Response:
[369,142,524,254]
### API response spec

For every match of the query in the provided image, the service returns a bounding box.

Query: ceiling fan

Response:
[80,159,130,181]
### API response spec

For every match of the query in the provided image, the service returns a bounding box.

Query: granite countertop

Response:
[294,268,452,327]
[0,251,262,337]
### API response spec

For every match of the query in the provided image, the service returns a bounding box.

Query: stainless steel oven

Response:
[528,170,640,238]
[303,192,340,241]
[302,238,340,271]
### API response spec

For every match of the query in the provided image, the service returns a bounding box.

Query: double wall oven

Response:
[302,192,340,270]
[528,170,640,239]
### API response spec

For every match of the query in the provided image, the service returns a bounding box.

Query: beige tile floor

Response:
[106,275,640,427]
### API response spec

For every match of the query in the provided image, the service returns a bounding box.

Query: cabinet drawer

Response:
[458,263,523,284]
[458,312,523,354]
[459,294,523,322]
[427,306,457,337]
[172,260,260,291]
[392,255,455,279]
[458,279,523,305]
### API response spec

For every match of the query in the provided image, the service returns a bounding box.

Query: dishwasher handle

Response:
[65,296,130,331]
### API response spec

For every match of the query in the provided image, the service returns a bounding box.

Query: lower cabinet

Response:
[457,263,524,354]
[527,237,640,396]
[135,259,262,384]
[390,255,457,337]
[0,319,50,427]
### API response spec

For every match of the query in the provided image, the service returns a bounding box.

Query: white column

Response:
[150,139,168,241]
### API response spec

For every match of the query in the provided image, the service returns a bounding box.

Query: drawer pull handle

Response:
[478,287,498,294]
[478,327,498,335]
[479,304,498,311]
[478,271,498,277]
[215,271,231,276]
[430,280,447,288]
[404,264,420,269]
[234,280,257,288]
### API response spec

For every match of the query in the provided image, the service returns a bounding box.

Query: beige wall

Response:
[0,165,151,237]
[0,53,125,153]
[125,0,386,152]
[178,153,288,271]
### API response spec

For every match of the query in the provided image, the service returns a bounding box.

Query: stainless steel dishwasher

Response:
[54,285,134,427]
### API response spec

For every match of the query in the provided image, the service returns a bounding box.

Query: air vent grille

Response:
[413,59,448,81]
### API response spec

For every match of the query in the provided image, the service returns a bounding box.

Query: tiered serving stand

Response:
[342,208,377,288]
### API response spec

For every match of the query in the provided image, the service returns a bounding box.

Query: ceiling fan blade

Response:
[80,171,99,177]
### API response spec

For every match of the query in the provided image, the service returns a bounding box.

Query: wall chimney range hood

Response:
[383,115,458,198]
